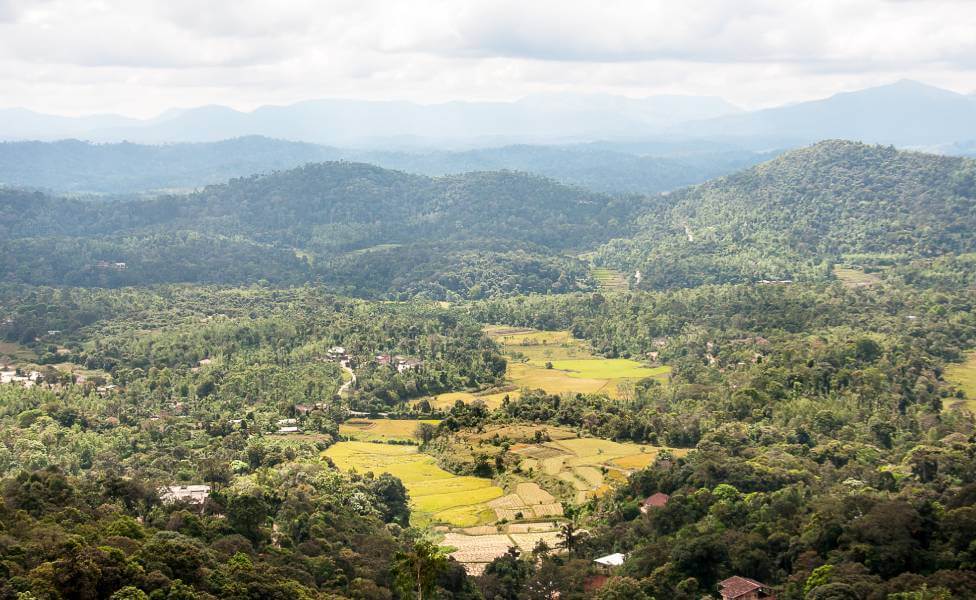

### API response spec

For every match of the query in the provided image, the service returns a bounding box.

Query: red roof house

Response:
[719,576,775,600]
[640,492,670,513]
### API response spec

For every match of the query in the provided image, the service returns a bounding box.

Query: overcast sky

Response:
[2,0,975,117]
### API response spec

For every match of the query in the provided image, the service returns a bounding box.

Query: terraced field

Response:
[484,325,670,399]
[591,267,629,292]
[511,434,688,503]
[945,352,976,413]
[324,441,503,527]
[339,418,440,442]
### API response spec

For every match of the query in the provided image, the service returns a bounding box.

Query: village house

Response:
[585,552,627,593]
[396,357,423,373]
[161,484,211,505]
[719,576,776,600]
[276,425,301,434]
[640,492,670,514]
[327,346,347,361]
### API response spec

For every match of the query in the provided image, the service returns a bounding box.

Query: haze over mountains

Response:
[0,136,776,195]
[3,80,976,151]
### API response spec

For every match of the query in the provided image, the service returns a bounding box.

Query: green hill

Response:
[597,140,976,288]
[0,163,648,298]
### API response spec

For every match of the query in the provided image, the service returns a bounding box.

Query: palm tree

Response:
[393,539,449,600]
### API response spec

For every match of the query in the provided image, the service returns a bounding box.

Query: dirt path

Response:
[339,363,356,395]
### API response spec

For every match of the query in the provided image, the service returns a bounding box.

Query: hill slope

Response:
[597,140,976,288]
[0,163,649,298]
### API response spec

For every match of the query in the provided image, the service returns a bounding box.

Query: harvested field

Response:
[442,527,563,575]
[515,482,555,505]
[338,418,440,442]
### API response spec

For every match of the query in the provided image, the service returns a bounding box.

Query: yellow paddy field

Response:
[484,325,670,399]
[324,441,503,527]
[945,352,976,413]
[339,418,440,442]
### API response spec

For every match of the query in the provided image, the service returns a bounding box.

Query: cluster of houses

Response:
[0,366,41,388]
[375,353,423,373]
[94,261,127,271]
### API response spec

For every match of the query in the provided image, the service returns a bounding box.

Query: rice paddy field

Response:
[511,435,688,503]
[945,352,976,413]
[339,418,440,442]
[591,267,629,292]
[484,325,670,399]
[324,441,503,527]
[427,389,519,410]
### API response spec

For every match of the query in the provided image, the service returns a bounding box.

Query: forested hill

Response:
[597,140,976,289]
[0,136,773,195]
[0,162,650,298]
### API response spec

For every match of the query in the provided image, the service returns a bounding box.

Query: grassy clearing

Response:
[546,359,670,380]
[324,441,503,527]
[833,266,882,287]
[484,326,670,399]
[0,342,38,363]
[945,352,976,413]
[339,418,440,442]
[591,268,629,292]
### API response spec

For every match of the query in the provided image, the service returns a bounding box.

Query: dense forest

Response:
[0,164,649,298]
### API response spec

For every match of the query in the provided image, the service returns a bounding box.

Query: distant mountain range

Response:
[0,93,740,147]
[2,80,975,149]
[674,80,976,147]
[0,136,777,195]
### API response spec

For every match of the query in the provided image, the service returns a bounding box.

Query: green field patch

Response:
[485,325,670,399]
[945,352,976,413]
[591,268,629,292]
[544,359,669,380]
[833,266,882,287]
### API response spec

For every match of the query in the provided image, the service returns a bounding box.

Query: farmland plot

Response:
[324,441,503,527]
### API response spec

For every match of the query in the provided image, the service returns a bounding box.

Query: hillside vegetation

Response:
[0,163,649,299]
[597,140,976,288]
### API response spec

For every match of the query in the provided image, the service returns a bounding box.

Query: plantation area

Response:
[338,417,441,441]
[945,351,976,413]
[485,325,670,398]
[324,441,503,527]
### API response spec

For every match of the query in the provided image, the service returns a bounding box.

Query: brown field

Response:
[338,418,440,441]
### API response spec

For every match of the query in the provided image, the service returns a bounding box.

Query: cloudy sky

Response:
[1,0,975,117]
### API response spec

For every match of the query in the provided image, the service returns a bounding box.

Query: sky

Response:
[1,0,975,117]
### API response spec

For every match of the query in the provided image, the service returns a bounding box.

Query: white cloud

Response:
[0,0,974,116]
